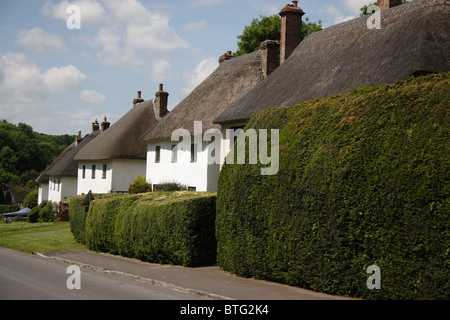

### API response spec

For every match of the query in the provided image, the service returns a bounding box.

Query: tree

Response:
[235,15,322,56]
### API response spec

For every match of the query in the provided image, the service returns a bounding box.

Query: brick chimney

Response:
[133,90,144,106]
[92,119,99,132]
[279,1,304,64]
[260,40,280,77]
[101,116,110,132]
[219,51,234,64]
[76,130,83,145]
[377,0,402,11]
[155,84,169,118]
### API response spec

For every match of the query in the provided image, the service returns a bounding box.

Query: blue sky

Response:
[0,0,371,135]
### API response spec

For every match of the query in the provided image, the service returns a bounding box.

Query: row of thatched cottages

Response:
[36,0,449,204]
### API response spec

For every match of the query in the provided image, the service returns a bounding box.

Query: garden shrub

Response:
[128,174,152,194]
[216,73,450,299]
[27,201,48,223]
[153,181,187,191]
[23,190,38,209]
[39,201,56,222]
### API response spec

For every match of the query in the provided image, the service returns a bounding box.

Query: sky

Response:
[0,0,372,136]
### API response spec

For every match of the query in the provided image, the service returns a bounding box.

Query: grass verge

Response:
[0,221,86,254]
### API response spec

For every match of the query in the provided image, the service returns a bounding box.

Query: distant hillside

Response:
[0,120,75,186]
[216,73,449,299]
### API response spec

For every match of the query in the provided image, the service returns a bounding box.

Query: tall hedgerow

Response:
[216,73,450,299]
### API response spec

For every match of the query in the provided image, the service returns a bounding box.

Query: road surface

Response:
[0,247,202,300]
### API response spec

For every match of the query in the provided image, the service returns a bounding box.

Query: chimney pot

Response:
[219,51,234,64]
[92,119,99,132]
[279,2,305,64]
[377,0,402,11]
[133,90,145,106]
[155,84,169,118]
[101,116,110,132]
[260,40,280,78]
[76,130,83,145]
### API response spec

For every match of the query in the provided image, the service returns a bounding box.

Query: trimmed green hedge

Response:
[70,192,217,267]
[69,193,118,244]
[216,73,450,299]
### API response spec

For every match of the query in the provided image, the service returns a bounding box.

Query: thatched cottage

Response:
[36,124,101,204]
[141,49,272,191]
[214,0,450,128]
[74,89,165,194]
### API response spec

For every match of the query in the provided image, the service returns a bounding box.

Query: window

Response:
[91,165,96,179]
[82,165,86,179]
[171,144,177,163]
[190,143,197,163]
[102,164,107,179]
[155,146,161,163]
[57,179,60,191]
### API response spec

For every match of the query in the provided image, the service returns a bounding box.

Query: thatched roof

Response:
[214,0,450,124]
[75,100,158,161]
[141,50,264,141]
[45,131,101,178]
[36,141,76,184]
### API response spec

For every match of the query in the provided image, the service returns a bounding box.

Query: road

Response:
[0,247,202,300]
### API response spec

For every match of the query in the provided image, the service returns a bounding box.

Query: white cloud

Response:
[341,0,372,15]
[94,26,138,67]
[182,57,218,95]
[80,90,107,104]
[15,27,69,53]
[150,60,172,83]
[320,4,357,25]
[334,15,356,24]
[126,17,190,52]
[101,0,151,25]
[184,20,207,30]
[41,0,109,27]
[43,65,86,93]
[188,0,229,7]
[0,52,85,103]
[0,52,88,134]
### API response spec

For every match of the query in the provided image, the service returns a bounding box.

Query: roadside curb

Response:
[36,252,234,301]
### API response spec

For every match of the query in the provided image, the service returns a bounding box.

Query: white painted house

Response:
[36,125,100,204]
[142,51,267,192]
[74,91,164,195]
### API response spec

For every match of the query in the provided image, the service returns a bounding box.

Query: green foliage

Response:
[235,15,322,56]
[71,192,217,267]
[0,204,15,214]
[68,195,89,244]
[68,193,116,244]
[39,201,56,222]
[26,201,56,223]
[216,73,450,300]
[23,190,38,209]
[153,181,188,192]
[128,174,152,194]
[0,119,75,185]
